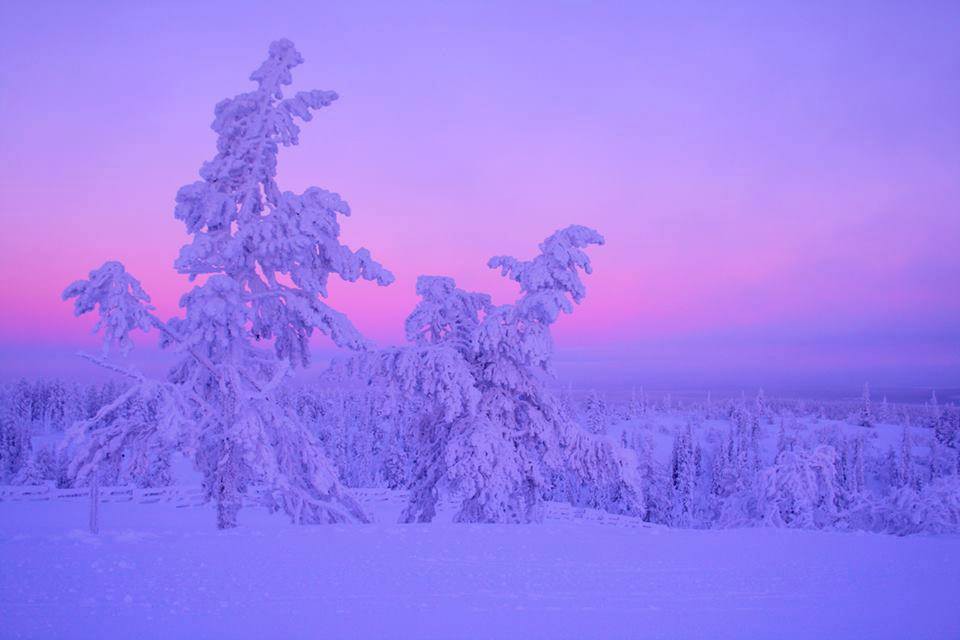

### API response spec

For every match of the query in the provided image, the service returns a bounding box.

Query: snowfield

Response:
[2,495,959,640]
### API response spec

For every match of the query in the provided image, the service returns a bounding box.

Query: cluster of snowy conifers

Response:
[6,39,956,534]
[618,388,960,536]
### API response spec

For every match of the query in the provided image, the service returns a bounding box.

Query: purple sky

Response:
[1,1,958,390]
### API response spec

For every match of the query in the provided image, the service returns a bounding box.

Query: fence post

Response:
[89,470,100,535]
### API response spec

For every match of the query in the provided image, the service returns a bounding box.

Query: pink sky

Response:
[1,1,958,389]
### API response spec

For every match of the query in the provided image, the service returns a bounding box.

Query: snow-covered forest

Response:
[3,376,959,536]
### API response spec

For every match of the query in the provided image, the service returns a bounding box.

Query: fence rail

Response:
[0,484,454,511]
[0,483,209,508]
[0,483,653,528]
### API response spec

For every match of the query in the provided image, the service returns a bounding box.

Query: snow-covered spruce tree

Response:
[710,406,764,526]
[333,226,643,523]
[628,386,647,419]
[775,419,790,457]
[850,434,865,495]
[932,402,957,455]
[709,435,733,523]
[834,437,850,500]
[583,390,609,435]
[754,388,768,421]
[857,383,873,428]
[897,424,914,490]
[669,424,698,526]
[628,430,663,522]
[0,404,31,483]
[334,278,486,522]
[927,390,941,430]
[558,382,576,422]
[477,226,643,520]
[761,445,840,529]
[62,40,393,529]
[878,395,890,423]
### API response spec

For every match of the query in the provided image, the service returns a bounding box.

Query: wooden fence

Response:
[0,483,653,529]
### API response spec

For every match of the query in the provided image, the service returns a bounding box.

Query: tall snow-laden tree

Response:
[850,434,866,495]
[755,388,767,421]
[583,390,609,435]
[878,395,890,423]
[775,419,790,457]
[710,406,764,526]
[927,391,941,430]
[628,386,646,419]
[857,383,873,428]
[897,425,914,490]
[761,445,840,529]
[11,380,32,428]
[669,424,698,527]
[333,226,644,523]
[62,40,393,529]
[476,226,643,519]
[0,403,31,482]
[932,400,956,449]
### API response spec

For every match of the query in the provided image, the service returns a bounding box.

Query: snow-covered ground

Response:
[2,495,958,639]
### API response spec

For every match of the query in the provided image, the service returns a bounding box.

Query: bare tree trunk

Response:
[216,489,240,529]
[215,439,240,530]
[88,470,100,535]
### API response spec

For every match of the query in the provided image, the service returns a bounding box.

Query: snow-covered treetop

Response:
[404,276,492,354]
[488,225,604,325]
[63,40,393,372]
[171,39,393,366]
[332,224,606,416]
[62,262,156,356]
[476,225,605,384]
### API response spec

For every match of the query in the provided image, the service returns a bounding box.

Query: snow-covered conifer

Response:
[857,383,873,428]
[775,419,790,457]
[583,390,609,435]
[755,388,767,420]
[628,386,646,419]
[933,401,955,449]
[850,435,865,495]
[708,407,764,525]
[62,40,392,528]
[559,383,576,422]
[334,226,643,522]
[761,445,839,529]
[878,395,890,424]
[927,390,941,430]
[897,425,913,490]
[669,424,697,526]
[835,437,850,497]
[0,404,31,482]
[929,404,958,480]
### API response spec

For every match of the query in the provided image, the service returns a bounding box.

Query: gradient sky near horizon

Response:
[1,1,958,390]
